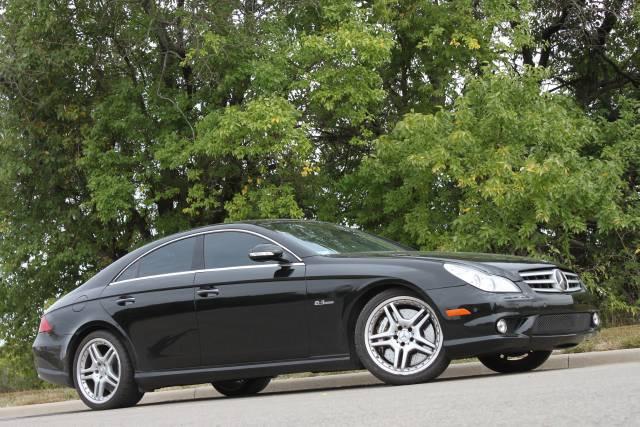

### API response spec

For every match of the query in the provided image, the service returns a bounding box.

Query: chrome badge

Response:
[552,269,568,291]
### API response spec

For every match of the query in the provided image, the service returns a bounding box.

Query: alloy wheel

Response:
[76,338,121,404]
[364,296,443,375]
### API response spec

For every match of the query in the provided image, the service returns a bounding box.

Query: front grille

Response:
[531,313,592,335]
[519,269,583,292]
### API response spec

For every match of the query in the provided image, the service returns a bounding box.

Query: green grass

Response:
[2,324,638,408]
[563,324,640,353]
[0,388,78,408]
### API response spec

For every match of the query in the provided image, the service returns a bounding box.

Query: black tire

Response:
[72,330,144,410]
[478,350,552,373]
[355,288,450,385]
[212,377,272,397]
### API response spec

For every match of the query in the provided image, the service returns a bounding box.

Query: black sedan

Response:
[33,220,599,410]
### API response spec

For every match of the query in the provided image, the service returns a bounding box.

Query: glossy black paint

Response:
[194,263,308,365]
[100,272,200,370]
[33,220,598,391]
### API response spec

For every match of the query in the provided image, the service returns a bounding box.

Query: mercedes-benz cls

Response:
[33,220,599,409]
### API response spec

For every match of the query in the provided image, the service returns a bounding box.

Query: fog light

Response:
[496,318,508,334]
[592,312,601,327]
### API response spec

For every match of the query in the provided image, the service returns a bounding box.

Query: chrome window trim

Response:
[111,228,303,284]
[111,263,306,285]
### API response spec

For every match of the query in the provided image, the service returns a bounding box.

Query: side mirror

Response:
[248,243,285,262]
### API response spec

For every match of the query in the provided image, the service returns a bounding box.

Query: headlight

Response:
[444,264,521,293]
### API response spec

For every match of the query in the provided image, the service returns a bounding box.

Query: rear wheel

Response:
[355,288,450,385]
[73,330,144,410]
[478,350,552,373]
[212,377,272,397]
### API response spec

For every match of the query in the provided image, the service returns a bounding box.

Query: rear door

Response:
[195,231,309,367]
[100,236,201,371]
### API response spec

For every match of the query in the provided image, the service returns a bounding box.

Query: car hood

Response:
[322,251,562,280]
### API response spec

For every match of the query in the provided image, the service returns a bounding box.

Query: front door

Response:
[195,231,308,367]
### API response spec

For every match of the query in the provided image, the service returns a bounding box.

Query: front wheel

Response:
[212,377,272,397]
[355,289,450,385]
[478,350,552,373]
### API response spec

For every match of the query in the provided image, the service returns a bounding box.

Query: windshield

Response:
[261,221,410,255]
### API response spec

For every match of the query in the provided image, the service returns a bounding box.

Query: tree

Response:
[346,71,639,321]
[0,0,639,387]
[0,0,394,380]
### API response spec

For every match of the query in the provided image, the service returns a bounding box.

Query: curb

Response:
[1,348,638,418]
[564,347,640,368]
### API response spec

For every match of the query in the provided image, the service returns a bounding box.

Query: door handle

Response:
[116,296,136,306]
[197,287,220,297]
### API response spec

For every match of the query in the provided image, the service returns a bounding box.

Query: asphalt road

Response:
[2,361,639,427]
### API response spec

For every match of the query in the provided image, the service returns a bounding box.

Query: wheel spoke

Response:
[103,347,115,363]
[389,302,404,322]
[107,367,119,384]
[400,347,410,369]
[80,372,94,381]
[96,378,105,400]
[88,344,101,364]
[105,375,118,389]
[413,342,434,355]
[414,334,436,350]
[370,339,394,348]
[414,313,431,329]
[393,347,402,369]
[408,308,428,327]
[383,306,398,327]
[92,378,100,398]
[369,330,394,341]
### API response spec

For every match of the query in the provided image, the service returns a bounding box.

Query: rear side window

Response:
[116,261,139,281]
[204,232,272,269]
[118,237,198,280]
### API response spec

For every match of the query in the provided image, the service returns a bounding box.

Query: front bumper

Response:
[428,283,599,359]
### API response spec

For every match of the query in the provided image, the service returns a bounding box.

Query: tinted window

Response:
[204,232,272,269]
[260,221,409,255]
[137,237,198,278]
[116,261,139,281]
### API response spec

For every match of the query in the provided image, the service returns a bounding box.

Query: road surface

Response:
[2,361,639,426]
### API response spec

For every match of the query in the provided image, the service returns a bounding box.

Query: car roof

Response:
[131,219,323,260]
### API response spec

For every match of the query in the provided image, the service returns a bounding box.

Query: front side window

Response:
[204,232,274,269]
[128,237,198,279]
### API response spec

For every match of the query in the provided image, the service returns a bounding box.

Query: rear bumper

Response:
[32,333,74,388]
[35,367,72,387]
[428,283,599,359]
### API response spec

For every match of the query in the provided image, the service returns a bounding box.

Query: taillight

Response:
[38,315,53,334]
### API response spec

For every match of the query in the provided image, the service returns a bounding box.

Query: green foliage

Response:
[347,71,640,322]
[184,96,312,219]
[0,348,51,392]
[0,0,639,389]
[226,184,304,221]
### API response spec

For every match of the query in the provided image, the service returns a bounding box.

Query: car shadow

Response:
[0,367,567,422]
[135,367,566,409]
